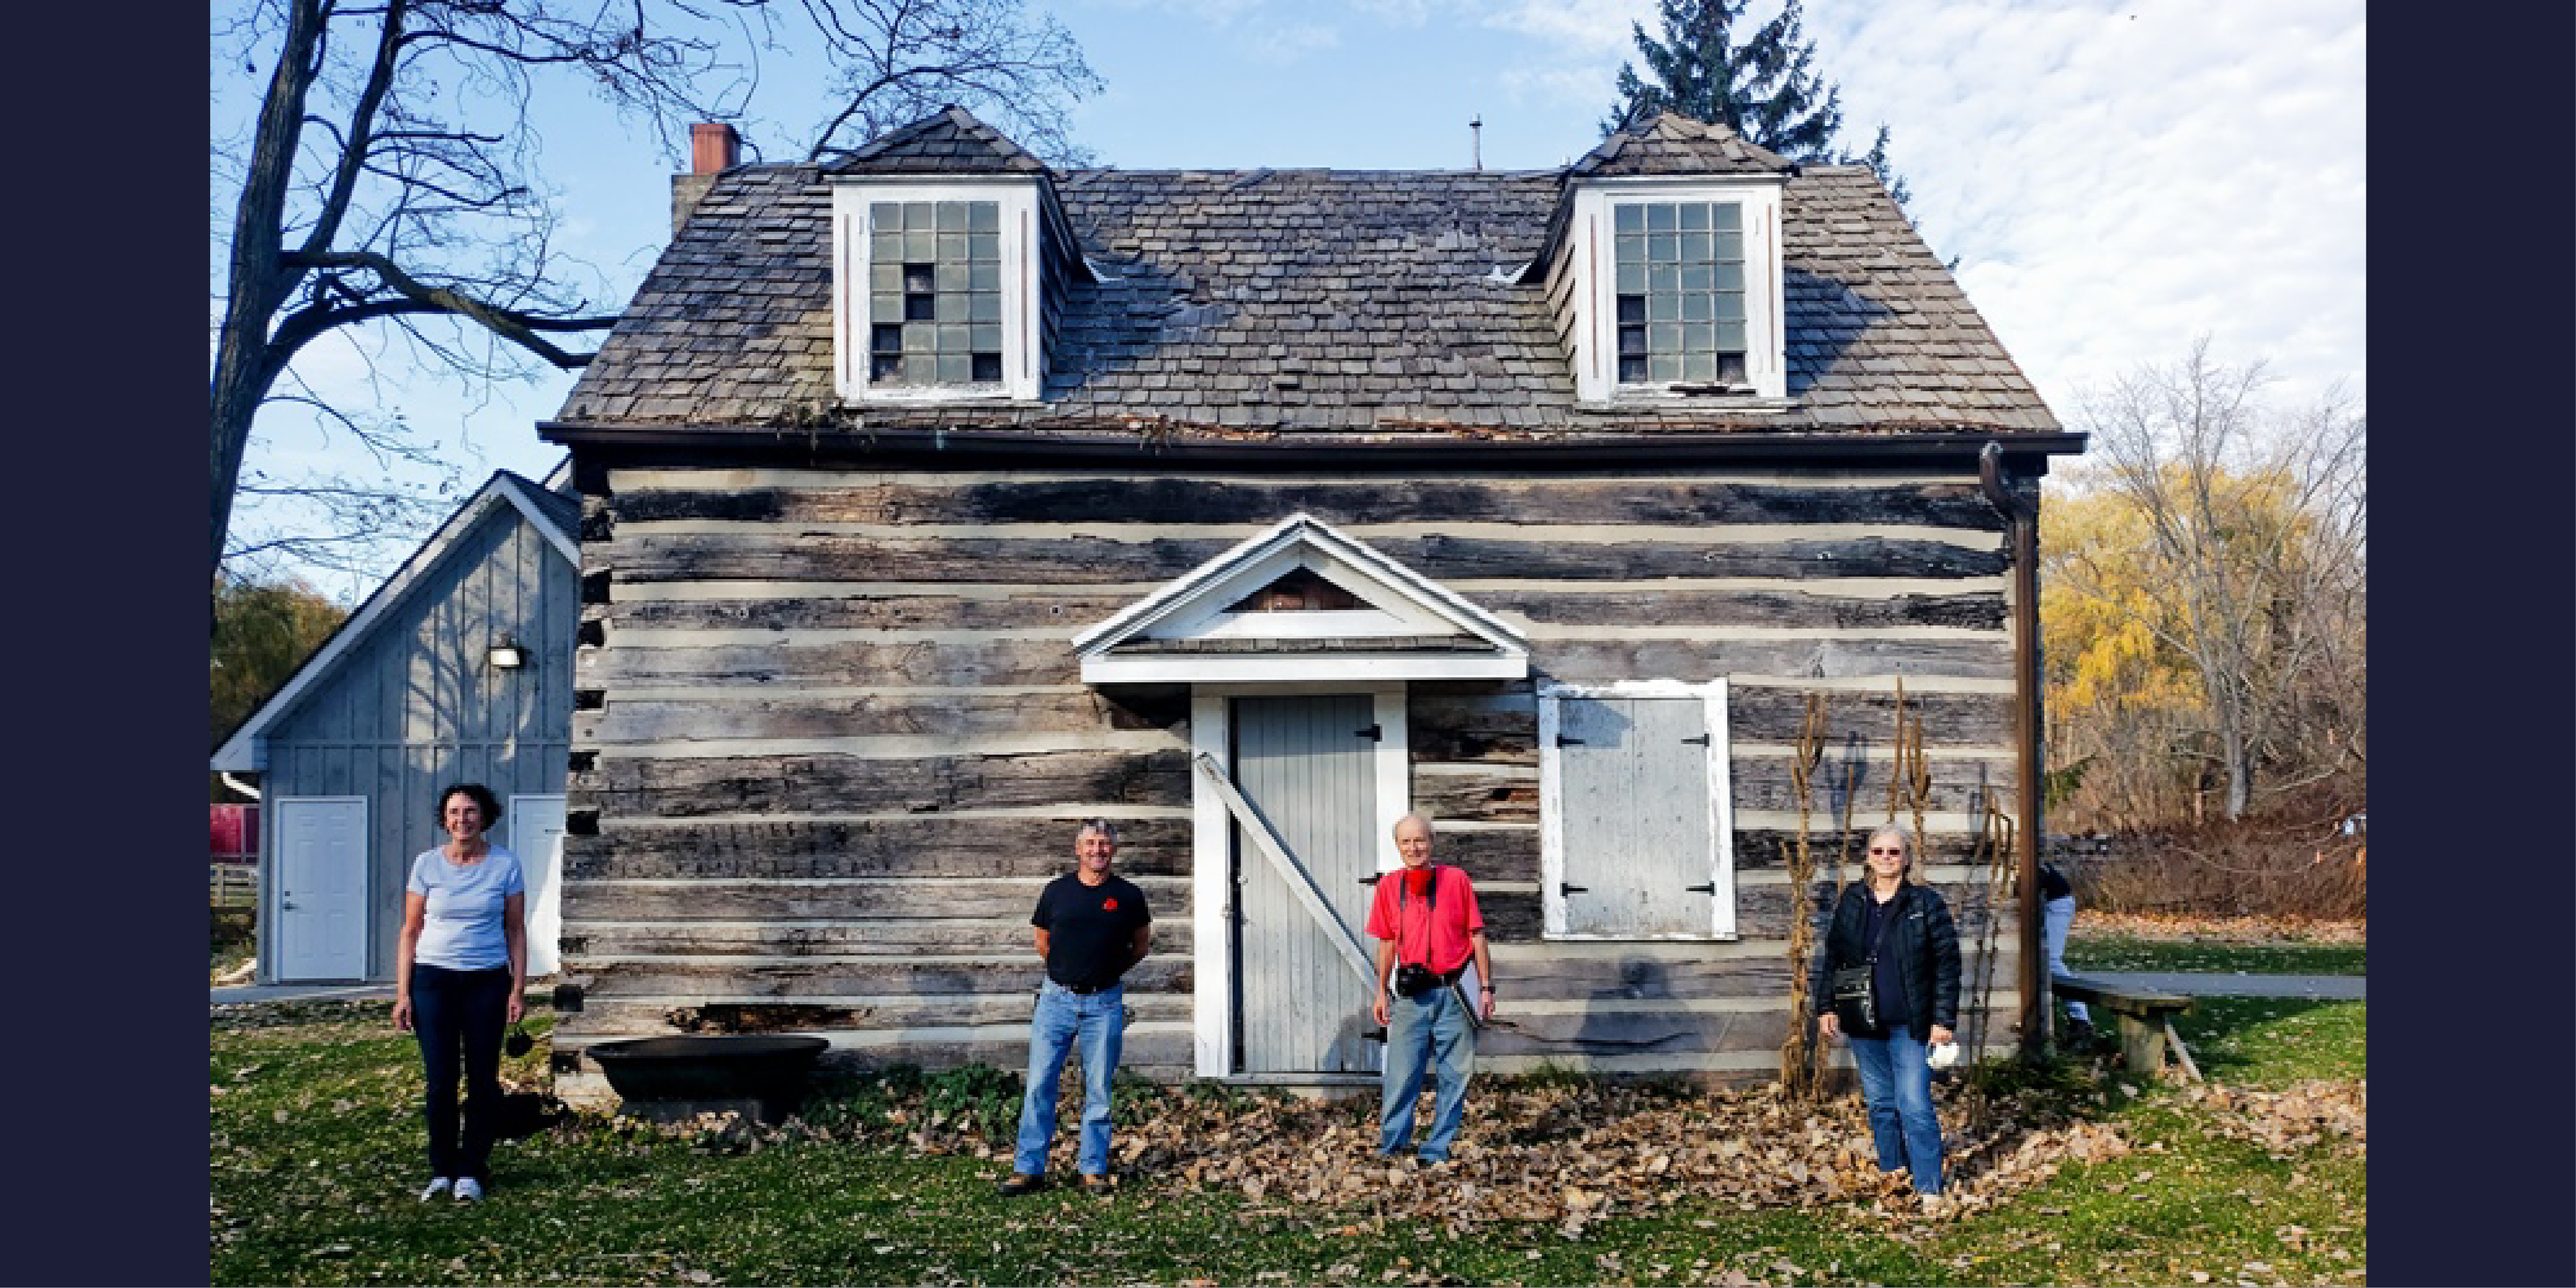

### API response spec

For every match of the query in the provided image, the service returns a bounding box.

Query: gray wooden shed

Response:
[212,469,580,983]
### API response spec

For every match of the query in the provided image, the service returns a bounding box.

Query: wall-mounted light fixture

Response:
[488,635,526,671]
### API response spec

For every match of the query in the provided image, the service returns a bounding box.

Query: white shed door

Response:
[1232,694,1383,1075]
[509,795,567,977]
[275,797,369,981]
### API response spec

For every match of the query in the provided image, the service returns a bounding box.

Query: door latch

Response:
[1559,882,1588,896]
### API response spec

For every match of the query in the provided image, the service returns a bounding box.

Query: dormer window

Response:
[831,179,1060,404]
[1550,177,1788,404]
[865,200,1005,388]
[1613,201,1747,386]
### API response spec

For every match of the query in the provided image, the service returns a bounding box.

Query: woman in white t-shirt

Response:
[392,783,526,1203]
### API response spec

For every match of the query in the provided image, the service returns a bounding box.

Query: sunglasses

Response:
[1866,847,1905,856]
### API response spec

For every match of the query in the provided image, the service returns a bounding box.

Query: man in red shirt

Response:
[1366,813,1495,1164]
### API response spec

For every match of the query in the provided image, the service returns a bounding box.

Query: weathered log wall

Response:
[556,465,2028,1099]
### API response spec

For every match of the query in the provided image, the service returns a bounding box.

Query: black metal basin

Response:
[585,1035,830,1121]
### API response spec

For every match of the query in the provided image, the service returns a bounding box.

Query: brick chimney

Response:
[671,123,742,235]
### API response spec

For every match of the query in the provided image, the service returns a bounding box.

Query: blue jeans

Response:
[1380,983,1474,1162]
[410,963,511,1182]
[1014,981,1124,1176]
[1847,1027,1944,1193]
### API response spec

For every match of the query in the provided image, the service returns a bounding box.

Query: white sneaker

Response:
[420,1177,453,1201]
[453,1177,484,1202]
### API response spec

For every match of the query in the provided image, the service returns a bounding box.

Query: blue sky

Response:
[214,0,2365,600]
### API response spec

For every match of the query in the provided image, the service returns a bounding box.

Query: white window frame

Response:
[831,177,1044,404]
[1536,678,1738,941]
[1566,177,1787,404]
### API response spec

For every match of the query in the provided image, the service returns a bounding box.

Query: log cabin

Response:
[538,108,2084,1103]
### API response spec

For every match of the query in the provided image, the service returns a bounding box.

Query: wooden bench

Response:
[2051,973,2201,1082]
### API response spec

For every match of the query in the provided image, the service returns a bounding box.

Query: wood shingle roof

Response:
[558,120,2057,437]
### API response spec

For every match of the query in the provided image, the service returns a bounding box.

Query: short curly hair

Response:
[435,782,503,831]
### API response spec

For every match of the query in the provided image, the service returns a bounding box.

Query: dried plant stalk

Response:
[1778,693,1828,1100]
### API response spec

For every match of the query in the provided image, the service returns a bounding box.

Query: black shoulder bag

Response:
[1829,890,1905,1032]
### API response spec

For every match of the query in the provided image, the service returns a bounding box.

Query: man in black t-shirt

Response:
[1000,820,1152,1196]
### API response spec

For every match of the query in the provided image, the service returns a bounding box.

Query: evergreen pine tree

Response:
[1605,0,1922,224]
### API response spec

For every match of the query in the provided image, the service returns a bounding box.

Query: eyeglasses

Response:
[1866,847,1905,856]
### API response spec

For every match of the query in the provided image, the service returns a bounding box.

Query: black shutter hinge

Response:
[1355,724,1382,742]
[1556,735,1586,747]
[1681,733,1712,745]
[1358,874,1382,886]
[1560,882,1589,896]
[1686,883,1717,894]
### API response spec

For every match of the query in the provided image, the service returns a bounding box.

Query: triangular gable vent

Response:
[1072,514,1529,685]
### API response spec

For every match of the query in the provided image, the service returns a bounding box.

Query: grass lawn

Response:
[2062,936,2366,977]
[211,1001,2364,1286]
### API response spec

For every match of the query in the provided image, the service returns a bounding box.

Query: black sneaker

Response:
[997,1172,1045,1197]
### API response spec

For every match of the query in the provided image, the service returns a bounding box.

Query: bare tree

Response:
[2060,339,2366,821]
[209,0,1099,587]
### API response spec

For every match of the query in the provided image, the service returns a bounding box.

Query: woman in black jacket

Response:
[1813,822,1963,1196]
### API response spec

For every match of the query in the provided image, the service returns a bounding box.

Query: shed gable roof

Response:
[1569,112,1798,179]
[823,105,1049,176]
[210,471,578,771]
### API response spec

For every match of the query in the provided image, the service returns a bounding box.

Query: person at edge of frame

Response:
[1366,811,1495,1166]
[999,819,1152,1197]
[2038,858,2094,1044]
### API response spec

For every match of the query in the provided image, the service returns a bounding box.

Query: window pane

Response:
[1648,352,1681,382]
[869,262,902,293]
[1649,232,1678,263]
[1680,231,1711,263]
[1714,261,1744,292]
[1681,351,1715,383]
[1681,323,1715,353]
[937,352,972,384]
[1614,204,1646,233]
[1680,293,1712,322]
[1649,323,1681,353]
[1616,295,1646,324]
[1679,264,1713,292]
[869,202,899,231]
[937,232,967,264]
[1647,292,1679,322]
[1618,325,1647,356]
[935,291,967,323]
[903,229,935,260]
[968,292,1002,322]
[1616,234,1645,269]
[903,323,932,353]
[870,353,904,383]
[1618,355,1649,382]
[1644,203,1677,232]
[1711,203,1740,231]
[937,323,971,352]
[870,292,903,324]
[904,293,935,321]
[1715,320,1745,350]
[902,201,933,229]
[969,263,1001,292]
[1717,352,1747,383]
[1649,264,1680,294]
[969,323,1002,351]
[935,262,969,294]
[969,201,1000,232]
[1714,231,1741,261]
[971,352,1003,383]
[870,231,901,263]
[871,324,903,353]
[970,232,1001,263]
[1715,292,1745,324]
[935,201,968,232]
[1678,202,1709,231]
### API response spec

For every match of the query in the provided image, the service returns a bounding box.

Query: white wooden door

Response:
[508,795,567,976]
[1231,694,1382,1074]
[274,797,369,981]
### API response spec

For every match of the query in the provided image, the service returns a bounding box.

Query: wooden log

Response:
[1531,636,2014,684]
[567,954,1192,998]
[569,993,1194,1034]
[1727,688,2015,748]
[606,478,2006,530]
[601,531,2009,587]
[564,817,1193,879]
[1728,756,2005,814]
[601,591,1142,633]
[1408,769,1541,824]
[561,877,1191,923]
[577,690,1146,745]
[1477,587,2006,632]
[577,635,1085,688]
[1408,695,1537,763]
[571,747,1191,818]
[565,919,1192,958]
